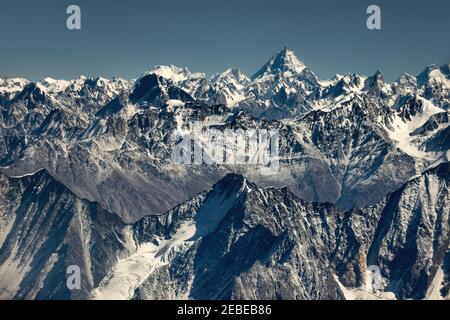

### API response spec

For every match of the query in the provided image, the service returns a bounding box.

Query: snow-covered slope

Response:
[385,96,448,159]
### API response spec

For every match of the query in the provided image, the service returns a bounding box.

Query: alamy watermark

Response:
[366,5,381,30]
[171,121,280,174]
[66,265,81,290]
[64,5,380,31]
[66,5,81,30]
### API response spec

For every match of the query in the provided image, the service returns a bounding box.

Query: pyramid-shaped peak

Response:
[373,70,384,78]
[279,46,295,55]
[252,47,306,80]
[210,173,257,198]
[367,70,385,84]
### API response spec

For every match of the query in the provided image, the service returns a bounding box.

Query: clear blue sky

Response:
[0,0,449,81]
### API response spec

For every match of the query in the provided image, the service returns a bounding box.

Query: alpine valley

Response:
[0,48,449,300]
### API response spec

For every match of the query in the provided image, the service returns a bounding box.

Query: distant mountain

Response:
[2,48,448,121]
[252,47,306,79]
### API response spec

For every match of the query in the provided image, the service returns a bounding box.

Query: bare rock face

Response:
[1,89,446,222]
[0,162,448,300]
[332,163,449,299]
[0,171,132,299]
[133,174,345,300]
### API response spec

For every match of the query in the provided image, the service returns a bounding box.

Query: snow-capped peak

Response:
[212,68,249,84]
[417,64,450,88]
[211,68,249,90]
[392,73,418,96]
[252,47,306,80]
[0,77,30,96]
[363,70,392,96]
[144,65,192,84]
[396,73,417,85]
[37,77,72,93]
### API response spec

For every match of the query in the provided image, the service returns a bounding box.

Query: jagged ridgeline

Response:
[0,48,449,300]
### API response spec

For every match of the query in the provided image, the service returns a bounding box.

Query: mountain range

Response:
[0,48,449,300]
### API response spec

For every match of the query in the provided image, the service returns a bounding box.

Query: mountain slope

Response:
[0,161,447,300]
[1,86,447,222]
[130,163,448,300]
[0,170,132,299]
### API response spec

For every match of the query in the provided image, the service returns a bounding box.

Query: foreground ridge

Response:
[0,163,448,299]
